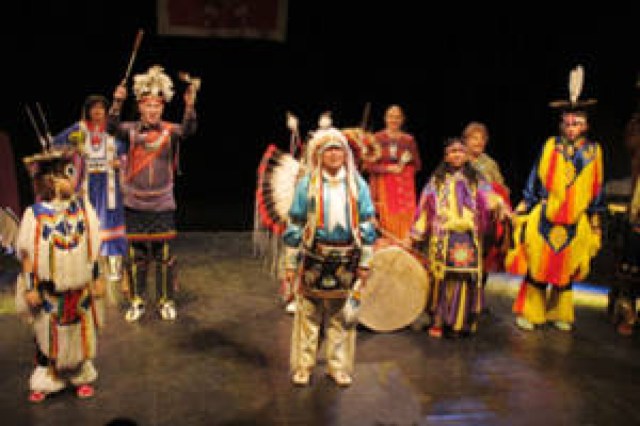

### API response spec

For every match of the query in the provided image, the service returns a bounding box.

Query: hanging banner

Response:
[157,0,288,42]
[0,132,20,216]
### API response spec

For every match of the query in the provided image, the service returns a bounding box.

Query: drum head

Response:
[358,246,429,332]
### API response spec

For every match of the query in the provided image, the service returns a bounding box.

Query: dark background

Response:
[1,2,638,230]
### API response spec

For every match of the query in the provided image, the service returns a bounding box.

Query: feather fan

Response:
[255,144,301,235]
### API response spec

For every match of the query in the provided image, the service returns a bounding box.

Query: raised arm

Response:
[107,84,128,138]
[178,83,198,138]
[51,122,82,148]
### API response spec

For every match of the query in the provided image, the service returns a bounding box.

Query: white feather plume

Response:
[569,65,584,105]
[286,112,299,133]
[318,112,332,129]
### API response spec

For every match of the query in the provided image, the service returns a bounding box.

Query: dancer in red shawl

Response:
[364,105,421,241]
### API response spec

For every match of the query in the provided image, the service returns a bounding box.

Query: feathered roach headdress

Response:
[548,65,597,113]
[22,103,76,179]
[23,149,77,181]
[133,65,174,102]
[304,111,337,166]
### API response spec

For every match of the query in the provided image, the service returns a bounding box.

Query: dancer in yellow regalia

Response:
[508,65,604,331]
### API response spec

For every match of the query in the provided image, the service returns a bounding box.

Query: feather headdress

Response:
[549,64,597,111]
[133,65,174,102]
[305,127,353,169]
[304,126,362,247]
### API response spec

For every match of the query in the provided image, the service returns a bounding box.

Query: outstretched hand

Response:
[92,277,106,298]
[491,200,512,222]
[25,289,42,307]
[184,85,196,108]
[284,269,297,285]
[387,164,403,174]
[513,200,529,216]
[356,268,369,288]
[114,84,127,102]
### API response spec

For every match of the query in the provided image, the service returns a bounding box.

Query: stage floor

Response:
[0,232,638,426]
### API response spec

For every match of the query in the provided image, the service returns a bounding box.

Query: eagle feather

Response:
[569,65,584,105]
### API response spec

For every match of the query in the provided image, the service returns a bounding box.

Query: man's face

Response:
[52,162,75,200]
[464,131,487,158]
[321,145,346,174]
[138,97,165,125]
[562,113,587,141]
[445,142,468,169]
[54,176,73,199]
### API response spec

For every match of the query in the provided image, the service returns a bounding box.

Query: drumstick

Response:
[360,102,371,131]
[375,225,429,265]
[122,29,144,85]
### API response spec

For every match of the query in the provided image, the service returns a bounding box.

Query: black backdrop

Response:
[1,2,638,230]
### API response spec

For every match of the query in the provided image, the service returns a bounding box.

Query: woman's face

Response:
[384,108,404,132]
[464,130,487,158]
[88,103,107,124]
[445,142,468,169]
